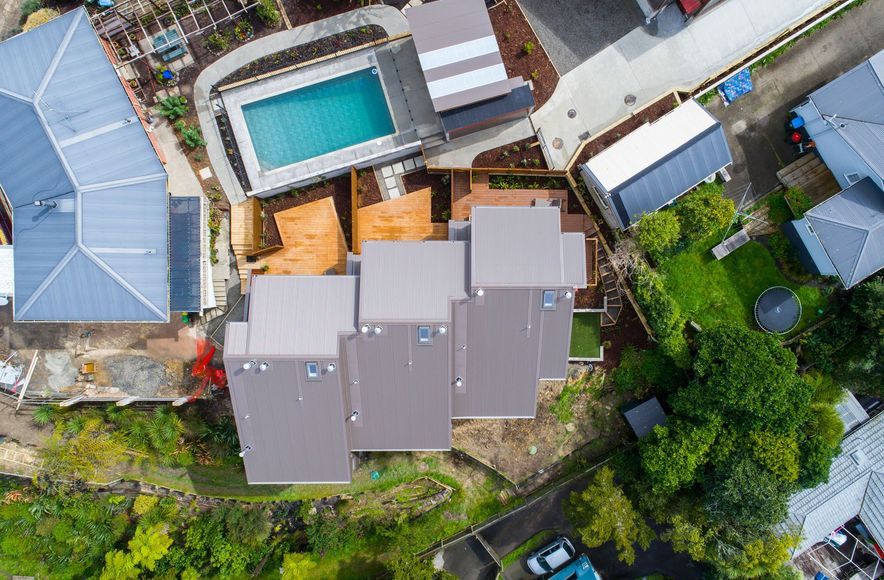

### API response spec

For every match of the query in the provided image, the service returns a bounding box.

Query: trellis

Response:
[89,0,259,68]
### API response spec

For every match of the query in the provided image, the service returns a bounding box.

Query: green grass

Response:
[500,531,553,569]
[658,238,827,334]
[570,312,602,359]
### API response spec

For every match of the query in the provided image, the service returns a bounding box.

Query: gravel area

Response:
[105,355,172,397]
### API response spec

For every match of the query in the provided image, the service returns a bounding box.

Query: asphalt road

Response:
[441,469,707,579]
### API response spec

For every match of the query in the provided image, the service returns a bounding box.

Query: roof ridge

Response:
[79,246,167,320]
[15,246,79,318]
[34,9,82,101]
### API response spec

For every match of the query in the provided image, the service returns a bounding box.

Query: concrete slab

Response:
[424,117,535,168]
[153,118,202,196]
[382,165,394,177]
[531,0,846,168]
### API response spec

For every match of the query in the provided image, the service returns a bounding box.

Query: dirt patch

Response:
[452,372,626,483]
[574,285,603,310]
[472,136,548,169]
[261,175,352,247]
[401,170,452,222]
[488,0,558,109]
[598,299,649,372]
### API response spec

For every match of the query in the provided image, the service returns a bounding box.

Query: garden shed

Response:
[622,397,667,439]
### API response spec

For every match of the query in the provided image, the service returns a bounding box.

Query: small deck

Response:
[776,154,840,204]
[452,172,568,220]
[354,188,447,253]
[261,197,348,276]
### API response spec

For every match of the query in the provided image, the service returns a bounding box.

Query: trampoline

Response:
[755,286,801,334]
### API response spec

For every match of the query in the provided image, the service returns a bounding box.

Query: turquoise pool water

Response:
[242,68,395,170]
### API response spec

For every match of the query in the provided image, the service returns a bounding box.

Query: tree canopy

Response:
[636,211,681,259]
[674,183,735,242]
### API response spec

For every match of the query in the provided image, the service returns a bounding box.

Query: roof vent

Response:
[850,450,867,469]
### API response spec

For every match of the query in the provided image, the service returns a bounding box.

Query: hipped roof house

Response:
[0,9,169,321]
[224,206,586,484]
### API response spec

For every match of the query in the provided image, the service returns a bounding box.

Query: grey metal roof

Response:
[782,218,838,277]
[359,241,468,323]
[405,0,511,112]
[169,197,203,313]
[787,412,884,556]
[805,177,884,288]
[860,473,884,554]
[471,206,584,288]
[440,82,534,133]
[835,391,870,435]
[343,325,451,451]
[622,397,667,439]
[562,233,587,287]
[0,9,168,322]
[243,275,358,357]
[797,50,884,190]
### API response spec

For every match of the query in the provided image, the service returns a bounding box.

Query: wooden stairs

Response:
[585,220,622,327]
[230,197,262,292]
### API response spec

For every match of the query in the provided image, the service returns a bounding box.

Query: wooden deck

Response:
[777,154,840,204]
[354,188,447,253]
[257,197,349,276]
[452,173,569,220]
[230,197,262,290]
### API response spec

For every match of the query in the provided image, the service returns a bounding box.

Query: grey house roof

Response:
[794,50,884,190]
[359,241,468,323]
[0,9,169,322]
[786,413,884,556]
[580,100,732,229]
[782,218,838,277]
[622,397,667,439]
[471,206,587,289]
[242,276,358,357]
[405,0,511,112]
[169,197,204,313]
[804,177,883,288]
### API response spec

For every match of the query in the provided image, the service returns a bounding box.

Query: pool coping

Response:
[194,5,411,204]
[221,47,418,195]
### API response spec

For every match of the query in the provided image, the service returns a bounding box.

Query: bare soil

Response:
[598,299,649,372]
[472,136,548,169]
[488,0,558,108]
[401,170,452,223]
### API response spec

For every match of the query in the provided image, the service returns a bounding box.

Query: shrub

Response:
[784,186,813,218]
[766,192,793,225]
[768,232,793,262]
[635,211,681,259]
[256,0,281,27]
[206,31,229,53]
[522,41,535,55]
[674,182,734,242]
[632,260,690,367]
[157,96,189,121]
[174,121,207,149]
[234,19,253,41]
[20,0,41,23]
[22,8,59,31]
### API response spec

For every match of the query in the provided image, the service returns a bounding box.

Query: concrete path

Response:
[195,5,410,204]
[153,118,203,197]
[0,440,43,477]
[423,118,535,168]
[707,0,884,200]
[531,0,842,169]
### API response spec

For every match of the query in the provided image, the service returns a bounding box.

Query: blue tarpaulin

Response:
[718,68,753,105]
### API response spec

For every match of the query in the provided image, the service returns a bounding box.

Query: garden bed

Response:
[599,299,649,371]
[356,168,383,208]
[487,174,569,190]
[471,136,548,169]
[217,25,387,87]
[570,312,601,359]
[487,0,558,108]
[401,170,452,222]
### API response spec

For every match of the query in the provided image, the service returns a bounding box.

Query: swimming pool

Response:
[242,68,395,170]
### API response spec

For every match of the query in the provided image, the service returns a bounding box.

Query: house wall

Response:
[579,166,624,230]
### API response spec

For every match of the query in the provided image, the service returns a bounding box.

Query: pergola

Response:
[89,0,259,68]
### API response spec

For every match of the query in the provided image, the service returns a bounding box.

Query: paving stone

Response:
[403,158,416,170]
[381,165,394,177]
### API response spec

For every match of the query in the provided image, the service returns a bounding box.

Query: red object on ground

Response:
[188,339,227,402]
[678,0,704,15]
[790,131,803,143]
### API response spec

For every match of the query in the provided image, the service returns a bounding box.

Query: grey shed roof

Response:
[786,412,884,556]
[359,241,468,323]
[622,397,667,439]
[804,177,883,288]
[797,49,884,189]
[782,218,838,277]
[169,197,204,313]
[580,100,732,229]
[471,206,586,289]
[405,0,511,112]
[240,275,358,358]
[0,9,168,322]
[440,82,535,133]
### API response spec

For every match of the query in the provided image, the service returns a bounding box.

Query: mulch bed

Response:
[401,170,452,222]
[217,25,387,87]
[282,0,360,27]
[356,169,383,208]
[570,94,677,171]
[486,174,569,190]
[574,284,603,310]
[598,299,649,371]
[488,0,558,109]
[471,136,548,169]
[261,175,353,247]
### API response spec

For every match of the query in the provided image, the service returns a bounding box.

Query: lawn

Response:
[570,312,602,359]
[658,238,827,333]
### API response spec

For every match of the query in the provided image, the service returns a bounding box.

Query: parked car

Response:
[526,536,576,575]
[549,554,599,580]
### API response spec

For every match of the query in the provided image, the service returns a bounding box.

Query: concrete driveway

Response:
[706,0,884,202]
[518,0,644,75]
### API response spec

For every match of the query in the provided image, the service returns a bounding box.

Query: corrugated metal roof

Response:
[860,473,884,553]
[580,101,732,229]
[471,206,583,288]
[169,197,204,313]
[782,218,838,277]
[836,391,870,434]
[562,233,587,287]
[0,8,168,322]
[622,397,667,439]
[805,177,883,288]
[440,82,534,133]
[406,0,511,112]
[787,412,884,556]
[245,275,358,357]
[359,241,468,323]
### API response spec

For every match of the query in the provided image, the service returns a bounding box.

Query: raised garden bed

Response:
[217,25,387,87]
[487,174,568,190]
[488,0,558,108]
[570,312,602,360]
[472,136,548,169]
[574,284,603,310]
[401,170,452,223]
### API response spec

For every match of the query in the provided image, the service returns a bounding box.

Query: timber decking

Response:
[452,171,569,220]
[354,188,447,253]
[259,197,349,276]
[776,154,840,205]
